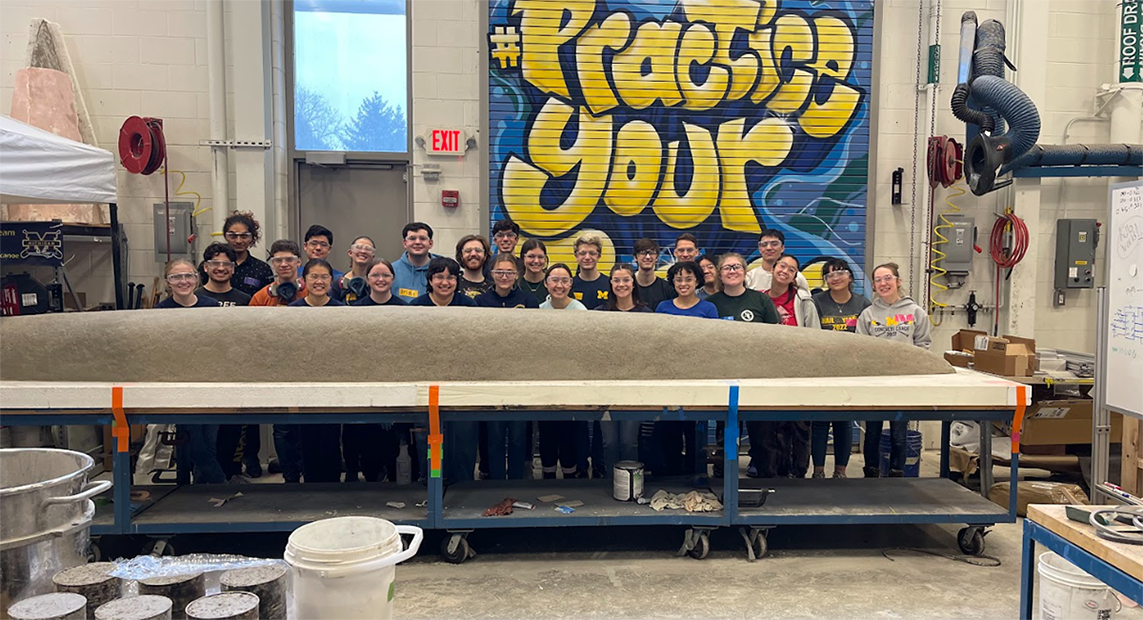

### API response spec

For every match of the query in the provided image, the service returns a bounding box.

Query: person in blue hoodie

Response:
[857,262,932,477]
[392,222,440,302]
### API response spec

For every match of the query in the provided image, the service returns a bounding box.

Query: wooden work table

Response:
[1020,504,1143,619]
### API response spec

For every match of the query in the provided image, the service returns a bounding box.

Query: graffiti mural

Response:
[488,0,874,291]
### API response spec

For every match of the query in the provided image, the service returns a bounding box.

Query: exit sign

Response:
[427,128,466,156]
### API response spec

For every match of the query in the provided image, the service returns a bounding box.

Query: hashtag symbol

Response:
[489,26,521,70]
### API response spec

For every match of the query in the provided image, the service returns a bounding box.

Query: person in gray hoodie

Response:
[856,262,932,477]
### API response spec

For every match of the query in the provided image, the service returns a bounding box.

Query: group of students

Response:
[158,211,933,485]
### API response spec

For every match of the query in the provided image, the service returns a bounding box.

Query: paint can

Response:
[612,461,644,501]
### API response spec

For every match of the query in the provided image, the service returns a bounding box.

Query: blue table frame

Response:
[1019,518,1143,619]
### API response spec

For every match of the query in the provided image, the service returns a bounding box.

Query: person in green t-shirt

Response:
[707,252,781,478]
[707,252,780,324]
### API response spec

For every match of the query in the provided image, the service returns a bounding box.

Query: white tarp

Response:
[0,115,117,204]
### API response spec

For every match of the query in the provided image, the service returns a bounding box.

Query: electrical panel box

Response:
[1053,218,1099,291]
[153,202,195,260]
[941,214,975,280]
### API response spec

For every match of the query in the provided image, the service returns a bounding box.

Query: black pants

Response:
[301,424,343,483]
[654,421,695,475]
[864,420,908,473]
[216,425,244,478]
[745,421,809,478]
[539,420,577,474]
[342,424,393,482]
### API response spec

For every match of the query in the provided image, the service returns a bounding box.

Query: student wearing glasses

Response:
[354,258,408,306]
[492,219,521,256]
[673,233,700,264]
[250,240,307,306]
[571,233,609,309]
[592,264,647,475]
[538,263,584,477]
[633,238,675,310]
[655,261,718,318]
[518,239,549,304]
[696,254,720,299]
[289,259,344,307]
[409,257,478,307]
[298,225,345,285]
[857,263,931,477]
[594,264,651,313]
[455,234,493,299]
[809,259,871,479]
[222,211,273,296]
[476,254,538,309]
[197,243,250,306]
[745,229,810,293]
[393,222,440,302]
[157,259,225,484]
[338,236,376,304]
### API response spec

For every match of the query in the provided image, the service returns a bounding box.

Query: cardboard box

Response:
[1019,399,1123,446]
[944,350,973,368]
[951,329,988,353]
[988,481,1088,517]
[974,334,1036,377]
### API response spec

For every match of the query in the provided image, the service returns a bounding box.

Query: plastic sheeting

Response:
[0,115,116,204]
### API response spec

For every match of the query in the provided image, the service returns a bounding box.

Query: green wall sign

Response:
[1122,0,1141,82]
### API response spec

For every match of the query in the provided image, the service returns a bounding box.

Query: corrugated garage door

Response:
[487,0,874,291]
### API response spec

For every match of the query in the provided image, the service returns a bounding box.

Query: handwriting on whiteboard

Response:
[1114,186,1141,215]
[1118,215,1143,259]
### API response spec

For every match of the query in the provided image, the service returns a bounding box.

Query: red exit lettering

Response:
[430,129,462,153]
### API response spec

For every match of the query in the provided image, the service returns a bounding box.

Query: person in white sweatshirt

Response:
[856,262,932,477]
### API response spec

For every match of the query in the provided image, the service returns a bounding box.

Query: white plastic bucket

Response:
[284,516,423,620]
[1037,551,1118,620]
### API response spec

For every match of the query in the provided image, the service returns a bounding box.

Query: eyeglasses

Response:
[224,231,252,240]
[306,241,330,249]
[873,275,898,284]
[462,247,485,255]
[166,273,197,283]
[350,244,375,254]
[368,272,394,280]
[759,240,782,248]
[547,277,572,285]
[405,235,430,243]
[493,232,518,240]
[636,250,657,258]
[673,276,697,284]
[205,260,235,269]
[575,250,600,258]
[826,271,851,281]
[720,264,745,272]
[431,275,457,282]
[491,270,517,278]
[269,256,300,266]
[306,274,333,282]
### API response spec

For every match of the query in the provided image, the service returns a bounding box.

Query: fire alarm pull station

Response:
[441,190,459,208]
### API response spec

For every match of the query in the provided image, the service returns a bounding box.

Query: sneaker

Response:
[267,458,282,474]
[746,465,761,478]
[833,471,847,479]
[888,469,906,478]
[244,460,262,478]
[863,466,880,478]
[812,471,826,479]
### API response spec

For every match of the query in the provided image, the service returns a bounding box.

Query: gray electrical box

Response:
[1053,218,1099,296]
[153,202,195,260]
[941,214,975,288]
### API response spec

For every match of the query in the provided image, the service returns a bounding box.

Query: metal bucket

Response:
[0,449,111,617]
[612,460,644,501]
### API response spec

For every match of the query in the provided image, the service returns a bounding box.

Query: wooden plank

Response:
[1026,504,1142,582]
[1124,418,1142,496]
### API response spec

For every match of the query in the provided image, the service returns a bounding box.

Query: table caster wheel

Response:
[144,538,174,557]
[751,533,768,559]
[686,532,710,560]
[87,541,102,563]
[958,527,986,556]
[441,534,472,564]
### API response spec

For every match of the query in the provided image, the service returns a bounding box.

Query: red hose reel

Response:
[118,116,166,175]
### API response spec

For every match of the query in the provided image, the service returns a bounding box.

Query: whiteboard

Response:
[1105,179,1143,419]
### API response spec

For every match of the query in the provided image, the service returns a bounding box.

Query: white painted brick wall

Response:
[872,0,1118,356]
[0,0,217,308]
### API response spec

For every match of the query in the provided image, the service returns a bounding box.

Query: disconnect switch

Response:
[1052,218,1099,306]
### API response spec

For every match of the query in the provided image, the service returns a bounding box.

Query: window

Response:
[293,0,407,153]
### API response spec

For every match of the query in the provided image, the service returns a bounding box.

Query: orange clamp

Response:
[428,384,442,476]
[1010,384,1028,455]
[111,386,129,453]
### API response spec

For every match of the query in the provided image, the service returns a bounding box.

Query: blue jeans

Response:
[811,421,852,469]
[486,420,528,479]
[600,420,640,477]
[864,420,907,472]
[273,424,303,483]
[183,424,225,484]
